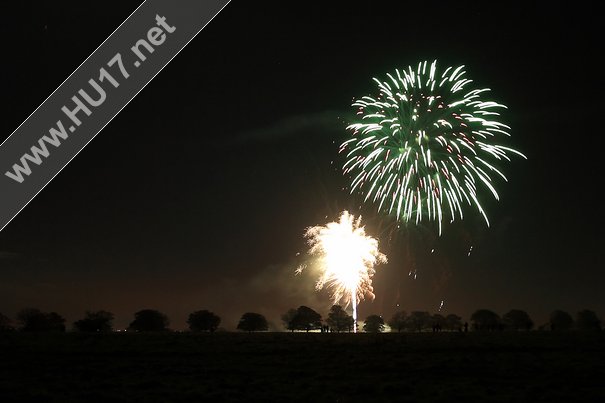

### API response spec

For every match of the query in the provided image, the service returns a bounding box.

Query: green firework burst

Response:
[341,60,525,234]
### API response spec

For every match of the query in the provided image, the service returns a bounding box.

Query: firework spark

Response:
[341,60,525,234]
[299,211,387,332]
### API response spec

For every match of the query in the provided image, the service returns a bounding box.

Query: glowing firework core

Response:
[301,211,387,332]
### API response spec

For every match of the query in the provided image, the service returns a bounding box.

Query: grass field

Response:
[1,331,604,402]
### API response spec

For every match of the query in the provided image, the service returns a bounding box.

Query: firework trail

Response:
[341,60,525,234]
[298,211,387,332]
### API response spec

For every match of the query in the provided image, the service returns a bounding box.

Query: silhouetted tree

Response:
[549,310,573,331]
[431,314,445,331]
[187,310,221,332]
[17,308,66,332]
[237,312,268,332]
[406,311,431,332]
[73,310,114,332]
[576,310,601,331]
[363,315,385,333]
[445,314,463,331]
[281,309,298,331]
[502,309,533,331]
[387,311,407,332]
[289,306,322,332]
[326,305,354,332]
[0,312,14,332]
[128,309,169,332]
[470,309,500,331]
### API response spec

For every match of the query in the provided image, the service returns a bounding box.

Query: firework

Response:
[341,60,525,233]
[299,211,387,332]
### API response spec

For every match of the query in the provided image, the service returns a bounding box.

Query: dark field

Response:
[1,332,604,402]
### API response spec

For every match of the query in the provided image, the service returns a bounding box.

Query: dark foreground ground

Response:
[1,331,604,402]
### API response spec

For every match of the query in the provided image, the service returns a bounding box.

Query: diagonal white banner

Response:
[0,0,230,231]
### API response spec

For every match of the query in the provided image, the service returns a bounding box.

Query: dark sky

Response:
[1,1,604,330]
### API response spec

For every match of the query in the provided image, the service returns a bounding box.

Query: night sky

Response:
[1,1,603,330]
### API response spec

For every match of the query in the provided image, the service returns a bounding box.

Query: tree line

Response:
[0,307,601,333]
[0,308,265,333]
[282,306,603,333]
